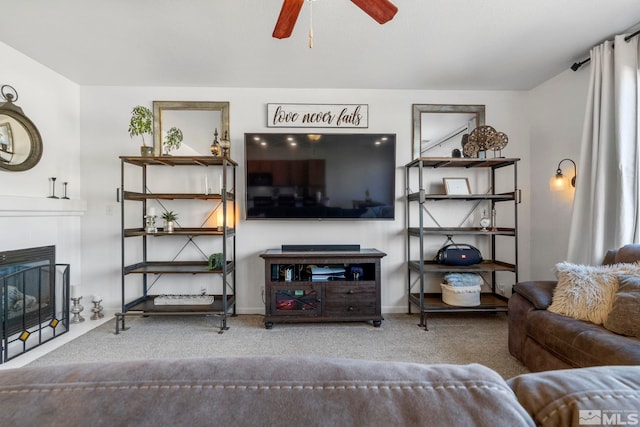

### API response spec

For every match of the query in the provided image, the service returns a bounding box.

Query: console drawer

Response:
[324,284,377,316]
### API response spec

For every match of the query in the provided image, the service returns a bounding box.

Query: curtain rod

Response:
[570,28,640,71]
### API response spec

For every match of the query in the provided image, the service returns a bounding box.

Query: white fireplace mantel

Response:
[0,195,87,217]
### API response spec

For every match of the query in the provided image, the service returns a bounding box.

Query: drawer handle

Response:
[348,306,355,312]
[348,290,355,294]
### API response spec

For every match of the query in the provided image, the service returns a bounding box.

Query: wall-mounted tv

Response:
[245,133,396,220]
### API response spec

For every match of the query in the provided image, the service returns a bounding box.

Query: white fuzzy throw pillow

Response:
[547,262,640,325]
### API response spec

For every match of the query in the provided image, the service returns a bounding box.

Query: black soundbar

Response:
[281,244,361,252]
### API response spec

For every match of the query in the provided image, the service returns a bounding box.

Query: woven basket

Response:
[441,283,481,307]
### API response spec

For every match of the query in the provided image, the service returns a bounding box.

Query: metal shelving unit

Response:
[405,157,520,330]
[116,156,237,334]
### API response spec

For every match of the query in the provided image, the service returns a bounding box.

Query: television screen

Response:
[245,133,396,220]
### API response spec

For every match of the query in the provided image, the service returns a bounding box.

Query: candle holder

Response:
[220,130,230,158]
[491,208,497,231]
[62,181,70,199]
[48,177,59,199]
[210,128,222,156]
[70,296,85,323]
[90,298,104,320]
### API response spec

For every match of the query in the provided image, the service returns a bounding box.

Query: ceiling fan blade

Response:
[273,0,305,39]
[350,0,398,24]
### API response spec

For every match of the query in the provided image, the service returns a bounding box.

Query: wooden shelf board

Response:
[120,156,238,167]
[408,260,516,273]
[422,193,516,201]
[406,157,519,169]
[408,227,515,236]
[123,191,234,201]
[124,261,234,274]
[409,292,508,312]
[124,227,235,237]
[123,294,235,313]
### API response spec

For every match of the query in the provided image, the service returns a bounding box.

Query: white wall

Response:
[79,87,531,312]
[528,68,590,279]
[0,42,81,199]
[0,40,540,314]
[0,42,83,287]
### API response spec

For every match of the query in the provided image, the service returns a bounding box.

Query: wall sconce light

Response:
[551,158,577,191]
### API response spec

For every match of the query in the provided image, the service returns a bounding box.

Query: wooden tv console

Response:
[259,248,386,329]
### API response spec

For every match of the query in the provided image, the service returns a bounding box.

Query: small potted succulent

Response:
[128,105,153,156]
[162,210,178,233]
[163,127,183,155]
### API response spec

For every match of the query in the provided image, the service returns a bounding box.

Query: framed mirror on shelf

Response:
[153,101,230,157]
[0,85,43,172]
[412,104,485,159]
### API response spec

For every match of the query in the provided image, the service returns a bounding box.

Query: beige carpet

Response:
[27,312,528,378]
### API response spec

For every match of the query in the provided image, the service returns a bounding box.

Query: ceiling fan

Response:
[273,0,398,39]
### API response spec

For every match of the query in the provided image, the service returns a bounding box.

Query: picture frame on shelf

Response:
[443,177,471,195]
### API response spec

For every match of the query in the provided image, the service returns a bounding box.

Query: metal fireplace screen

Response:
[0,245,70,363]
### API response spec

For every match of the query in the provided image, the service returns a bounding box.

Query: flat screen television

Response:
[245,133,396,220]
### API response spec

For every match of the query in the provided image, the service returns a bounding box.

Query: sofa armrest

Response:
[512,281,557,310]
[614,244,640,263]
[508,365,640,427]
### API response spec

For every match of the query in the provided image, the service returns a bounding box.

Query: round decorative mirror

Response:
[0,85,43,171]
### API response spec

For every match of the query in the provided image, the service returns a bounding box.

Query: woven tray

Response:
[154,294,215,305]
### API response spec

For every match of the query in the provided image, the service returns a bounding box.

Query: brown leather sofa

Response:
[1,356,640,427]
[508,244,640,372]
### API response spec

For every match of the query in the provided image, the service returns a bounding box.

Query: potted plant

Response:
[128,105,153,156]
[162,210,178,233]
[163,127,183,155]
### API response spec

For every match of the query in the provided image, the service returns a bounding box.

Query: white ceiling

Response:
[2,0,640,90]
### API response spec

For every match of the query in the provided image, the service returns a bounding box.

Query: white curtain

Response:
[567,34,640,264]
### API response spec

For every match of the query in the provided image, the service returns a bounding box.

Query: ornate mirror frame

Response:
[0,86,43,172]
[412,104,485,159]
[153,101,230,156]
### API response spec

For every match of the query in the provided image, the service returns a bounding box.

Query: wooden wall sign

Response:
[267,103,369,128]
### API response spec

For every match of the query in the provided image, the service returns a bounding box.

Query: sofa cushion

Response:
[512,281,556,309]
[547,262,640,325]
[0,356,535,427]
[603,275,640,338]
[526,309,640,367]
[508,365,640,427]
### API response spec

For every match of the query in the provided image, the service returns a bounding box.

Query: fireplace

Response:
[0,245,69,363]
